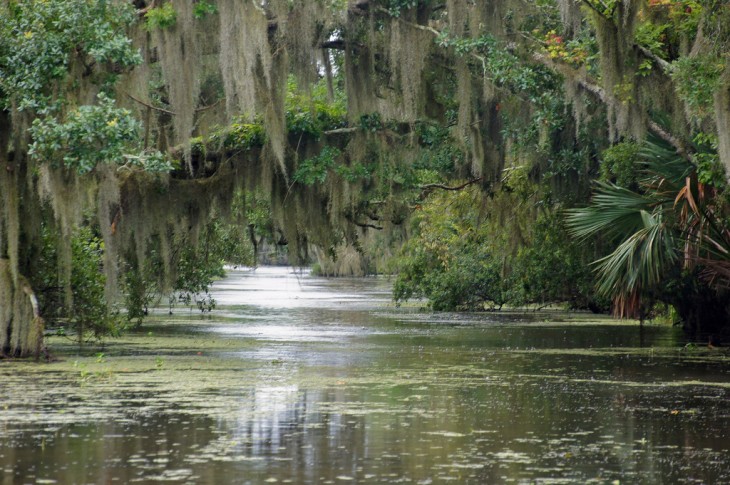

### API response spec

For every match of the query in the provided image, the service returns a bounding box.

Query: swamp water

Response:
[2,267,730,484]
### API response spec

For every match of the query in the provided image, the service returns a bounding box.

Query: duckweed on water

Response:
[2,269,730,483]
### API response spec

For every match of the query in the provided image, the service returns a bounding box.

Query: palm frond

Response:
[565,182,656,241]
[639,134,694,186]
[593,210,677,297]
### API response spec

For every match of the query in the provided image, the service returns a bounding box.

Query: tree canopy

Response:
[2,0,730,357]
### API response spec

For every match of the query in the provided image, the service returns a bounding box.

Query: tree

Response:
[3,0,730,357]
[567,137,730,334]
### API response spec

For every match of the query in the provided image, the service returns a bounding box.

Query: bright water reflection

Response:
[1,267,730,484]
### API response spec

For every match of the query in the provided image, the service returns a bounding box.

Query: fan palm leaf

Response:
[565,136,702,316]
[565,182,663,243]
[593,209,677,298]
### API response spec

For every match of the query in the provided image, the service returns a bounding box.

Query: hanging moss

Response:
[590,0,645,140]
[218,0,272,117]
[283,1,330,90]
[153,0,202,173]
[391,16,431,120]
[5,0,730,355]
[96,165,122,302]
[714,64,730,177]
[558,0,584,36]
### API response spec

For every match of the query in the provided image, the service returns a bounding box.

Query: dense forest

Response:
[2,0,730,357]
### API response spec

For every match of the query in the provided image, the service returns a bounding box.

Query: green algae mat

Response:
[2,268,730,484]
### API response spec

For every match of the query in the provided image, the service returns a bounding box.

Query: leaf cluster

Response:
[0,0,141,111]
[34,223,127,340]
[145,3,177,30]
[29,93,141,174]
[285,77,347,138]
[671,54,725,120]
[293,146,342,185]
[393,187,600,311]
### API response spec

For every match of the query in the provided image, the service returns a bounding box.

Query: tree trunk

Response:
[0,110,45,358]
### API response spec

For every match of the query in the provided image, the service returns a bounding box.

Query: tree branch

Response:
[125,93,223,116]
[136,1,156,16]
[195,98,224,113]
[321,39,347,50]
[420,177,483,197]
[345,214,383,230]
[125,92,176,115]
[323,127,359,136]
[532,53,691,160]
[647,119,690,159]
[580,0,613,21]
[636,45,671,74]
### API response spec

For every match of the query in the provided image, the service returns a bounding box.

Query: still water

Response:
[2,267,730,484]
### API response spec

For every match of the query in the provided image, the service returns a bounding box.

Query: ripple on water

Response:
[2,267,730,484]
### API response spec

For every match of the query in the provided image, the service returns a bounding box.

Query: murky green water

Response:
[2,267,730,484]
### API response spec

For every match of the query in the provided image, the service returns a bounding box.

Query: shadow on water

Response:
[2,267,730,483]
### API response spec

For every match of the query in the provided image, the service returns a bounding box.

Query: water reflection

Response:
[1,267,729,483]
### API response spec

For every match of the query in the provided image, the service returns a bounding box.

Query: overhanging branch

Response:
[532,53,690,160]
[419,177,483,199]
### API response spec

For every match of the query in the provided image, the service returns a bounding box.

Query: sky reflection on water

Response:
[1,267,729,484]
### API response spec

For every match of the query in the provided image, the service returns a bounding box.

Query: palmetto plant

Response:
[566,137,730,320]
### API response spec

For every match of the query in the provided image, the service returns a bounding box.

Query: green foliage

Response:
[593,210,676,298]
[413,121,462,174]
[169,224,234,308]
[393,187,505,310]
[123,217,256,321]
[393,187,599,311]
[692,133,727,187]
[122,191,267,324]
[35,223,126,340]
[193,0,218,19]
[221,120,267,150]
[242,191,276,243]
[438,33,561,104]
[0,0,141,112]
[29,94,141,174]
[567,181,661,244]
[671,54,725,120]
[541,30,597,69]
[70,227,126,339]
[285,77,347,138]
[544,147,590,180]
[212,77,347,154]
[386,0,430,17]
[567,137,730,322]
[358,113,383,132]
[583,0,619,17]
[293,146,342,185]
[125,151,178,173]
[664,1,703,38]
[600,141,641,188]
[122,261,156,326]
[395,241,507,311]
[145,3,177,30]
[635,21,669,57]
[508,214,605,310]
[436,31,495,57]
[334,162,371,183]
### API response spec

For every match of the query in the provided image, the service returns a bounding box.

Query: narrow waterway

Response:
[2,267,730,484]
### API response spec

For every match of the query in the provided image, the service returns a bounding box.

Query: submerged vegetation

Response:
[2,0,730,356]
